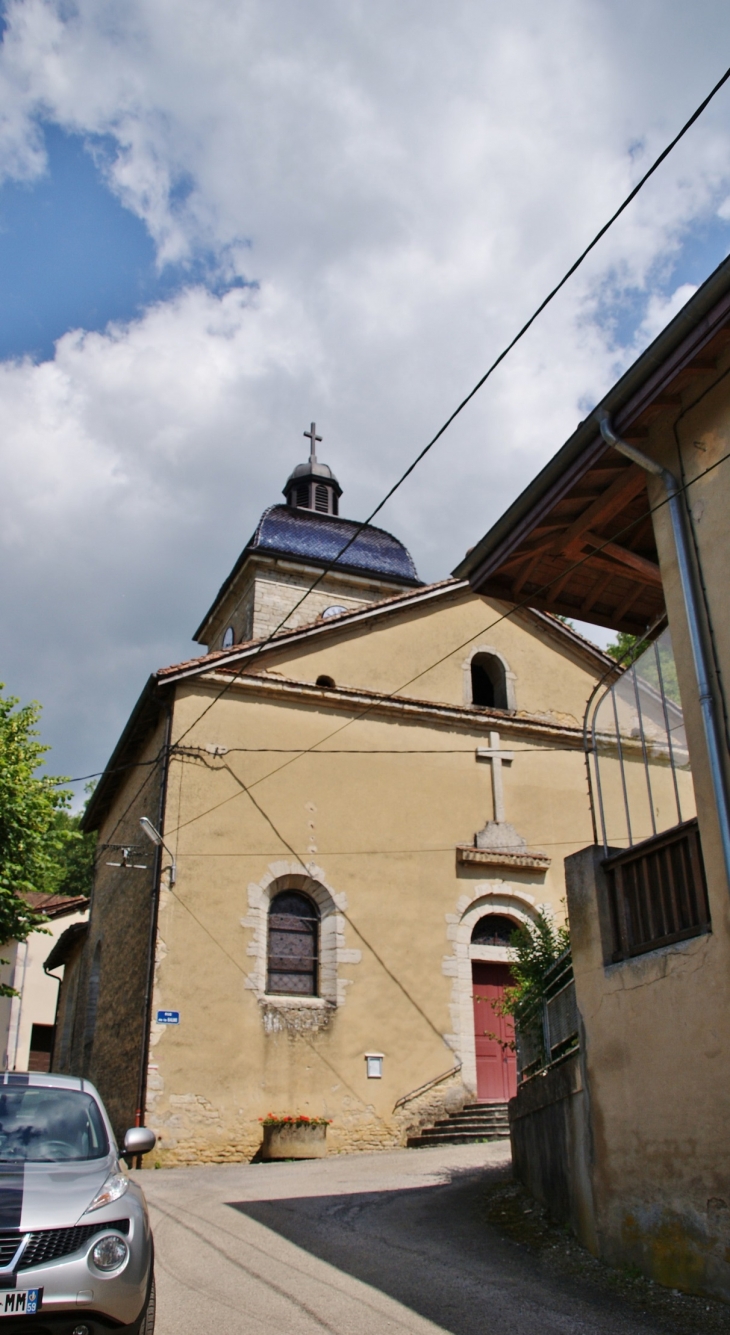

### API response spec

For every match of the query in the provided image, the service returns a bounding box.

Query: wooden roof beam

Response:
[613,585,646,624]
[512,549,547,597]
[498,538,556,573]
[580,548,661,587]
[556,465,646,556]
[580,570,615,614]
[582,535,662,585]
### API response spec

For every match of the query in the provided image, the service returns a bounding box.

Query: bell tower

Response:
[193,422,421,651]
[282,423,342,516]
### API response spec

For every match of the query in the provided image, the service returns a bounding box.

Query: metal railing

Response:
[584,626,694,853]
[514,951,579,1083]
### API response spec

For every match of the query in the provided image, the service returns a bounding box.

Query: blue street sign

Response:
[156,1010,180,1025]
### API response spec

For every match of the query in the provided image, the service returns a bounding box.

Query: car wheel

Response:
[140,1272,156,1335]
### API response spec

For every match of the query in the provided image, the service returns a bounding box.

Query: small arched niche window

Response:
[222,626,235,649]
[471,653,507,710]
[267,891,319,996]
[471,914,519,947]
[316,674,335,688]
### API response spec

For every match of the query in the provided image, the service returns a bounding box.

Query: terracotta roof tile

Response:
[158,578,462,678]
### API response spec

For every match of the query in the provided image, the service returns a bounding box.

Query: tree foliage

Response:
[605,631,649,662]
[499,909,570,1022]
[50,802,97,901]
[605,630,681,706]
[0,687,75,947]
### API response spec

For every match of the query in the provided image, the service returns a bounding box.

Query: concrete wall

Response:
[509,1050,597,1253]
[565,843,730,1302]
[644,369,730,929]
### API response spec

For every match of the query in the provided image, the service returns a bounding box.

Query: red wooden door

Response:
[472,962,517,1101]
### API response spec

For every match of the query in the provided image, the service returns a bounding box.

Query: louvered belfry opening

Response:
[288,478,339,515]
[283,442,343,517]
[267,891,320,995]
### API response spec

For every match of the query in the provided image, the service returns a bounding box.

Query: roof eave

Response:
[453,253,730,586]
[81,676,169,833]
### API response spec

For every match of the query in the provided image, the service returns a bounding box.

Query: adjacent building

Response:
[0,893,88,1073]
[456,254,730,1300]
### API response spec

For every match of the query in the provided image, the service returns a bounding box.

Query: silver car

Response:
[0,1072,156,1334]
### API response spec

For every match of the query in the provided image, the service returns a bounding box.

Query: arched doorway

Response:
[471,914,518,1102]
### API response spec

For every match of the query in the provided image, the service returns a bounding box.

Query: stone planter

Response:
[261,1121,328,1161]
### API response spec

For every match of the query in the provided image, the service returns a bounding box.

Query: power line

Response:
[52,758,161,787]
[176,744,589,756]
[91,746,167,871]
[168,445,730,838]
[68,442,727,825]
[172,60,730,749]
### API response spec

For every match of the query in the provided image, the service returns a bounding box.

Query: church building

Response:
[54,428,622,1162]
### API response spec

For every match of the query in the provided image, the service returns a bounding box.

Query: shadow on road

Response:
[229,1167,585,1335]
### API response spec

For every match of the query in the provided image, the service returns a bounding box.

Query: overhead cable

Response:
[172,59,730,748]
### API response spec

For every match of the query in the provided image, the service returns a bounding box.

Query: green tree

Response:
[605,631,648,662]
[499,909,570,1023]
[50,802,97,900]
[0,687,74,951]
[605,630,681,706]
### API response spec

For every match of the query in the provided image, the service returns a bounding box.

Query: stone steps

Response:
[407,1101,510,1148]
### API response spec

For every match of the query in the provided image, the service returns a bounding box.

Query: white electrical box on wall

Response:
[365,1053,384,1078]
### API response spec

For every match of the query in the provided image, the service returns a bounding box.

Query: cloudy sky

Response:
[2,0,730,790]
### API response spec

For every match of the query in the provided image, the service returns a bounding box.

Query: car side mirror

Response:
[122,1127,156,1159]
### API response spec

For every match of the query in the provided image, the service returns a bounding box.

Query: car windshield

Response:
[0,1088,109,1162]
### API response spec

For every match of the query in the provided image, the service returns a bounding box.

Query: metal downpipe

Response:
[597,410,730,888]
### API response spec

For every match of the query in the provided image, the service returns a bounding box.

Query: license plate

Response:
[0,1289,41,1316]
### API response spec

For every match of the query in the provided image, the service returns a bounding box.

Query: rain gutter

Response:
[597,411,730,889]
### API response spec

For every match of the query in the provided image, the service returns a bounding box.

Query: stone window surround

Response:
[462,646,517,711]
[444,885,541,1093]
[242,862,361,1010]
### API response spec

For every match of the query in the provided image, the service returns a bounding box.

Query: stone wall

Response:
[143,1072,469,1167]
[59,709,169,1144]
[204,555,411,649]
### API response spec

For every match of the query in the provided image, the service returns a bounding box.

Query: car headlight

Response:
[91,1234,129,1272]
[85,1171,129,1213]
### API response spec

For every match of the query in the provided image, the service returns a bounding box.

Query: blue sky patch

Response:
[0,124,248,363]
[592,210,730,353]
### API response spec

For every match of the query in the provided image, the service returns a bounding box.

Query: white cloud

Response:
[2,0,730,778]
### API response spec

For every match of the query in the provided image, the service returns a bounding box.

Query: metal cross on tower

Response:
[303,422,322,464]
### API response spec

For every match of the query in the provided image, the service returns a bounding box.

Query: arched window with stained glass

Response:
[267,891,319,996]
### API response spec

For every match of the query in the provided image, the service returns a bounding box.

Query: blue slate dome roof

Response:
[250,505,420,583]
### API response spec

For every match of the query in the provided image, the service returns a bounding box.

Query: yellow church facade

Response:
[57,442,629,1163]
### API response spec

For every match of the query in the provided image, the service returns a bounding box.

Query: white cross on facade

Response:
[476,731,514,824]
[303,422,322,464]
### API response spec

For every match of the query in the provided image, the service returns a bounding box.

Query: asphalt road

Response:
[135,1143,684,1335]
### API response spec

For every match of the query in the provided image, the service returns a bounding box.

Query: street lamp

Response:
[139,817,177,886]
